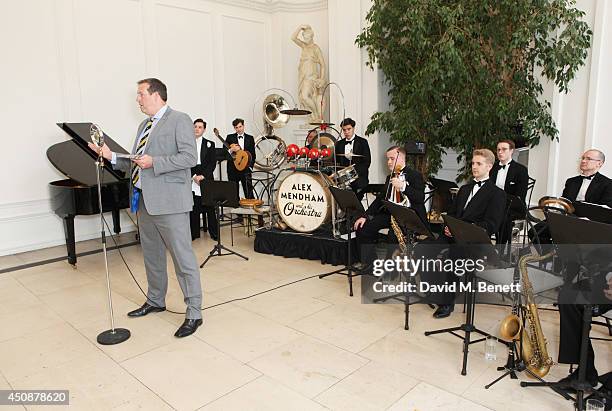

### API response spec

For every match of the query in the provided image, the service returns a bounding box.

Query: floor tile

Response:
[196,304,303,362]
[314,361,419,411]
[200,376,327,410]
[248,336,369,398]
[0,323,98,383]
[388,381,493,410]
[121,337,260,410]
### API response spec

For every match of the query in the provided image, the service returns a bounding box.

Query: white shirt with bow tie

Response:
[577,174,595,201]
[236,134,245,150]
[495,160,511,190]
[464,178,488,208]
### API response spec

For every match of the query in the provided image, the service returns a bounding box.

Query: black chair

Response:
[362,183,385,208]
[521,177,537,245]
[428,177,458,215]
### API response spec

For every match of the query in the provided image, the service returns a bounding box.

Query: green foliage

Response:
[356,0,591,178]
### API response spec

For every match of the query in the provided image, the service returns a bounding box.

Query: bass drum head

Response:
[277,172,332,232]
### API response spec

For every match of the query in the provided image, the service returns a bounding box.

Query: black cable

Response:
[101,214,323,314]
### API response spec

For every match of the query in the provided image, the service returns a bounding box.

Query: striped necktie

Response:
[131,118,153,186]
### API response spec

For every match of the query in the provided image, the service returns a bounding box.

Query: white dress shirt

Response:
[495,160,512,190]
[464,178,488,208]
[576,174,594,202]
[192,136,203,196]
[343,137,354,157]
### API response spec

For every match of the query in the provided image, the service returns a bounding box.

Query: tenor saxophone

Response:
[499,251,554,378]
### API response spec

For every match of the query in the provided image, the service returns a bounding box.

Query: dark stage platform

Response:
[254,227,357,266]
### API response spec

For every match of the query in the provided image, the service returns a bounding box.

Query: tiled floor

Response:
[0,228,610,410]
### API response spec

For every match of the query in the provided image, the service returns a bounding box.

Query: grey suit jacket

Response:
[115,106,197,215]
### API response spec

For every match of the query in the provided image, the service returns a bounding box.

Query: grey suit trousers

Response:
[138,195,202,319]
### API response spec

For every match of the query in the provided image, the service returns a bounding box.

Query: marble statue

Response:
[292,24,326,123]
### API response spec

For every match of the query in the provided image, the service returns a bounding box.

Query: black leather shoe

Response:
[174,318,203,338]
[210,233,218,241]
[127,303,166,317]
[433,305,454,319]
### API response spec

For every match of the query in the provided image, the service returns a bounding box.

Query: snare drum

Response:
[332,165,358,188]
[277,171,332,232]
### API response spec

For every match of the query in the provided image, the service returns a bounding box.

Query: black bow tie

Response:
[582,174,594,180]
[474,180,484,187]
[499,164,506,170]
[238,135,244,139]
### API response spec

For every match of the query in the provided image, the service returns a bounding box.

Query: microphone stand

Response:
[92,126,130,345]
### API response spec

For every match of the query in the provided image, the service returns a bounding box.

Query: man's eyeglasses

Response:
[581,156,601,162]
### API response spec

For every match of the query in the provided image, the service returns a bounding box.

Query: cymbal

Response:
[280,108,311,115]
[337,153,365,157]
[309,122,335,126]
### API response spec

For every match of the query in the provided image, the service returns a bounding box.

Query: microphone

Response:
[89,123,105,157]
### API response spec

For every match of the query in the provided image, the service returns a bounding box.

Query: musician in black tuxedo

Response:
[190,119,218,241]
[531,149,612,246]
[354,146,427,266]
[335,118,371,199]
[490,139,529,244]
[422,149,506,318]
[226,118,256,199]
[561,149,612,207]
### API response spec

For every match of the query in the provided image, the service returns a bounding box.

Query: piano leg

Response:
[111,209,121,234]
[63,215,77,266]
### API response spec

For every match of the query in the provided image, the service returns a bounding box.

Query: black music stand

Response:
[573,201,612,224]
[372,201,435,329]
[520,212,612,411]
[424,215,507,375]
[214,148,231,221]
[318,187,364,296]
[200,181,248,267]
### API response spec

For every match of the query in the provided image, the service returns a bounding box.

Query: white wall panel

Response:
[0,1,65,203]
[154,3,216,127]
[73,0,147,149]
[221,15,267,133]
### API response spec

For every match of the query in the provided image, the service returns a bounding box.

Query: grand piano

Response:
[47,123,131,266]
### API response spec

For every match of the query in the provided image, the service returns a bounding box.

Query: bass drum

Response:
[277,171,332,232]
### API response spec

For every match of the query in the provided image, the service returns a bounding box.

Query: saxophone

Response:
[500,251,554,378]
[389,165,408,255]
[390,216,408,255]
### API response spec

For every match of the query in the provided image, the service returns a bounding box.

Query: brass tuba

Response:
[254,94,290,171]
[499,251,554,378]
[263,94,290,129]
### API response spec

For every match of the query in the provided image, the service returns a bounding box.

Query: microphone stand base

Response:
[97,328,131,345]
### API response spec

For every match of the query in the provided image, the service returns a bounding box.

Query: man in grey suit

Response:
[89,78,203,338]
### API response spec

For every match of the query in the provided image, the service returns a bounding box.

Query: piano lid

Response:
[47,122,130,186]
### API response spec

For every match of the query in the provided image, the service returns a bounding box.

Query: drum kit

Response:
[249,85,356,236]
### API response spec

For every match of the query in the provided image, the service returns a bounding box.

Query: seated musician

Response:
[556,255,612,389]
[422,149,506,318]
[354,146,426,268]
[531,149,612,246]
[490,139,528,244]
[335,118,371,200]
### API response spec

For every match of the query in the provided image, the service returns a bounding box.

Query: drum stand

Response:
[318,187,364,296]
